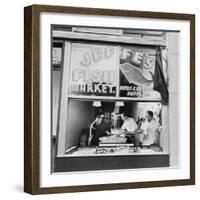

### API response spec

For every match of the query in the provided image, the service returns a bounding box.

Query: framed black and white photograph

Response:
[24,5,195,194]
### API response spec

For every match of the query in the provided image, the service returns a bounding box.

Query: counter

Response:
[54,146,169,172]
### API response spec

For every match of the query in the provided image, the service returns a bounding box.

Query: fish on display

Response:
[120,63,153,87]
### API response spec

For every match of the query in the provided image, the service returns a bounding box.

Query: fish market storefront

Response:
[52,27,179,172]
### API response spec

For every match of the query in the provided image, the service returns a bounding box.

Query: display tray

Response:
[98,143,134,147]
[64,146,169,157]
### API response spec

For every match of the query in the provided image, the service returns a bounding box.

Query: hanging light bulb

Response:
[115,101,124,107]
[92,101,101,107]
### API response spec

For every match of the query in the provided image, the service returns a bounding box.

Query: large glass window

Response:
[65,99,163,156]
[52,40,168,157]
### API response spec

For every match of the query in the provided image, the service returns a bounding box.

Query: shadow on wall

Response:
[66,100,93,149]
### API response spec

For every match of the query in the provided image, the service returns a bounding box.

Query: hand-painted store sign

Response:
[119,47,156,97]
[69,43,157,98]
[70,44,117,96]
[79,46,115,67]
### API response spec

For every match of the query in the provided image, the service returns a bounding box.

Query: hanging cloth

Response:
[153,47,169,105]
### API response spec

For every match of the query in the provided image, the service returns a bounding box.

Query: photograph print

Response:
[51,25,178,173]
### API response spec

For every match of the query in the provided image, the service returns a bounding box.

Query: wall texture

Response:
[167,32,179,166]
[52,70,61,136]
[66,100,93,148]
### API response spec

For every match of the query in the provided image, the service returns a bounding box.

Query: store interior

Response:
[64,100,162,154]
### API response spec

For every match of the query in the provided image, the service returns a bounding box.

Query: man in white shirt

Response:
[140,111,160,146]
[121,112,138,144]
[121,113,137,133]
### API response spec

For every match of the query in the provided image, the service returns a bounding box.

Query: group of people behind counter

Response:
[88,110,161,149]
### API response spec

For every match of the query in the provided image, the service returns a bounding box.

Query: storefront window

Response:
[65,99,163,155]
[53,39,168,157]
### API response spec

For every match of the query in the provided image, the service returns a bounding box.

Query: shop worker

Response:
[121,112,138,144]
[140,111,160,146]
[90,114,110,146]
